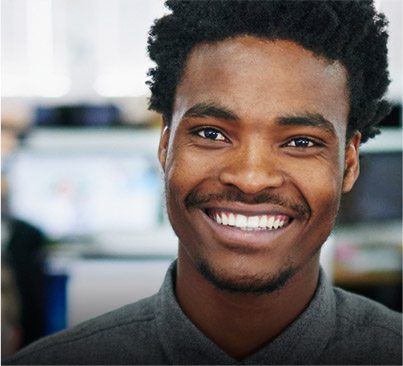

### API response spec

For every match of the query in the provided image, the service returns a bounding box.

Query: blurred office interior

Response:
[1,0,402,357]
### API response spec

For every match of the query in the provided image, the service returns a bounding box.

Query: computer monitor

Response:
[7,150,161,240]
[338,151,402,224]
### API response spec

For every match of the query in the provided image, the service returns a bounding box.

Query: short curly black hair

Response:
[147,0,391,143]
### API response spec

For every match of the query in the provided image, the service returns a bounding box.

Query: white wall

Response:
[2,0,402,120]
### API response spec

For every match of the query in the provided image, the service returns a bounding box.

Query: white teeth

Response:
[259,215,267,228]
[215,214,222,224]
[211,211,288,231]
[235,214,247,228]
[228,213,236,226]
[247,216,260,228]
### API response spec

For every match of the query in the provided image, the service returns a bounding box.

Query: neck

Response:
[175,247,320,360]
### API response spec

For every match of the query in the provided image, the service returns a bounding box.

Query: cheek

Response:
[294,158,343,218]
[289,161,343,258]
[163,148,216,255]
[164,146,212,212]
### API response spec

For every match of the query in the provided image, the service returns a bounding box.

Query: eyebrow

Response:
[183,103,337,136]
[183,102,239,122]
[278,113,337,136]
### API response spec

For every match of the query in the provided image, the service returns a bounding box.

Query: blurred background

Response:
[1,0,402,358]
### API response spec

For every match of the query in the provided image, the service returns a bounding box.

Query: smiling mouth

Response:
[204,209,292,232]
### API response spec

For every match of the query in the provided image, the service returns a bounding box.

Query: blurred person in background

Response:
[2,121,47,354]
[5,1,402,365]
[1,260,23,358]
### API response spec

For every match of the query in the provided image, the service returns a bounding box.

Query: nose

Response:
[218,140,285,194]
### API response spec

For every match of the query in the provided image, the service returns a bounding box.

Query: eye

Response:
[196,127,227,142]
[286,137,317,148]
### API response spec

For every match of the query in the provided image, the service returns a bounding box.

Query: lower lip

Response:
[199,210,294,250]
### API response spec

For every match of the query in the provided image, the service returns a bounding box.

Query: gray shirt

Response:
[5,261,402,365]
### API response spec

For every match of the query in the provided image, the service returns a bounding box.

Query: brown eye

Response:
[287,137,315,148]
[197,128,227,141]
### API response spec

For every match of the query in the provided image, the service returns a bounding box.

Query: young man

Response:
[6,1,402,365]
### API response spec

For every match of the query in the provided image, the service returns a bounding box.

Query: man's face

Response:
[159,37,360,293]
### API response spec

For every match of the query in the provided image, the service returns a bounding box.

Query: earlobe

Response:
[342,131,361,193]
[158,120,170,171]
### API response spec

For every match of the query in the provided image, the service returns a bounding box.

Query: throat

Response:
[175,250,321,360]
[178,281,293,360]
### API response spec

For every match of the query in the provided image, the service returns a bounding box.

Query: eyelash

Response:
[194,127,228,142]
[193,128,322,149]
[284,137,321,148]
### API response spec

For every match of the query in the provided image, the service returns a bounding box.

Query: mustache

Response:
[185,188,311,218]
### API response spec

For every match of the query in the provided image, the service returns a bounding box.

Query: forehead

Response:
[173,37,349,134]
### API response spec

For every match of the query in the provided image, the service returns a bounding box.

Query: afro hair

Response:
[147,0,391,143]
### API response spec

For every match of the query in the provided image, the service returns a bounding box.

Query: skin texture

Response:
[158,37,360,359]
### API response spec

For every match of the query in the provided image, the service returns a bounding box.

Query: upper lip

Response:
[199,201,296,218]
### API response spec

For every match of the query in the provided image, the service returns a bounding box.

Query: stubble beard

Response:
[194,255,298,295]
[166,183,304,296]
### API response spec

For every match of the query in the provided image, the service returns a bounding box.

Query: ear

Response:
[342,131,361,193]
[158,117,170,171]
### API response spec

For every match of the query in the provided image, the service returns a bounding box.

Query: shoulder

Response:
[5,294,164,365]
[333,286,401,335]
[321,287,402,365]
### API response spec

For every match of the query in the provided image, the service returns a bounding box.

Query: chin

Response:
[195,256,297,295]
